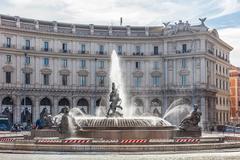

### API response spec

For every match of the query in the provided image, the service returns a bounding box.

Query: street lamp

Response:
[23,52,27,125]
[192,57,195,108]
[94,58,97,115]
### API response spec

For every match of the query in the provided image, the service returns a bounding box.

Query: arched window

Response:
[134,98,144,107]
[2,97,13,105]
[58,98,70,106]
[77,98,89,113]
[40,97,51,106]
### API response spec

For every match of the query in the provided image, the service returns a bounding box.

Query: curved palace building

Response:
[0,14,232,129]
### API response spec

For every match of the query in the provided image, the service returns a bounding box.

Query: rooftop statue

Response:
[106,82,123,117]
[199,17,207,26]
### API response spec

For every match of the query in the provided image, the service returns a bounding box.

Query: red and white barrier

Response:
[0,138,15,142]
[63,139,90,144]
[175,138,200,143]
[37,139,62,144]
[120,139,147,144]
[225,136,240,141]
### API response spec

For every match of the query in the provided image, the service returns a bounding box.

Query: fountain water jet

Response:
[163,98,192,126]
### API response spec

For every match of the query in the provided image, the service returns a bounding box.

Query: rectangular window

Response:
[25,56,30,65]
[62,43,67,52]
[6,55,11,63]
[63,59,68,68]
[6,72,11,84]
[25,73,30,84]
[43,58,49,66]
[135,61,141,69]
[181,59,187,68]
[25,40,30,50]
[134,77,142,88]
[79,76,87,86]
[99,45,104,54]
[80,60,86,69]
[44,42,49,51]
[81,44,86,54]
[97,76,105,87]
[153,61,159,69]
[154,46,159,55]
[181,75,187,86]
[136,46,141,54]
[7,37,11,48]
[98,60,104,69]
[118,45,122,55]
[152,76,160,87]
[43,74,49,85]
[182,44,187,53]
[62,75,68,86]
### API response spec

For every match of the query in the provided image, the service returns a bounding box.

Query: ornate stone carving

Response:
[2,65,14,72]
[151,71,162,76]
[77,70,89,76]
[132,70,144,77]
[59,69,70,75]
[179,69,190,75]
[22,67,33,73]
[40,68,52,75]
[96,70,107,76]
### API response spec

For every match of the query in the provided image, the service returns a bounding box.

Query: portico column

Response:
[90,97,95,115]
[200,97,207,130]
[53,97,58,116]
[14,96,21,123]
[33,97,40,123]
[144,98,150,113]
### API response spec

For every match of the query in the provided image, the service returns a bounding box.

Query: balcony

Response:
[132,52,144,56]
[176,49,192,54]
[59,49,72,53]
[22,46,35,50]
[2,44,16,49]
[96,51,107,55]
[0,83,109,92]
[151,52,162,56]
[208,49,214,55]
[78,50,89,54]
[41,48,53,52]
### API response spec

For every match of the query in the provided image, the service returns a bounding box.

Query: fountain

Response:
[32,50,202,140]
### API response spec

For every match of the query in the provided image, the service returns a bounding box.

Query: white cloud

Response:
[1,0,239,67]
[218,27,240,67]
[1,0,239,26]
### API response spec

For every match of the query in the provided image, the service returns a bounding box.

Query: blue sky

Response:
[0,0,239,66]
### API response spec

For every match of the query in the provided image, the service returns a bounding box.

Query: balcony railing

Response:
[96,51,107,55]
[0,83,110,92]
[176,49,192,54]
[41,48,53,52]
[22,46,35,50]
[132,52,144,56]
[59,49,72,53]
[78,50,89,54]
[2,44,16,49]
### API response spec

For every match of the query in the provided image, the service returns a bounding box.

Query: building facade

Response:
[0,15,232,129]
[230,65,240,124]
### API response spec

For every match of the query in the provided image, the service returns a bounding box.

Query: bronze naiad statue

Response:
[179,104,202,131]
[106,82,123,117]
